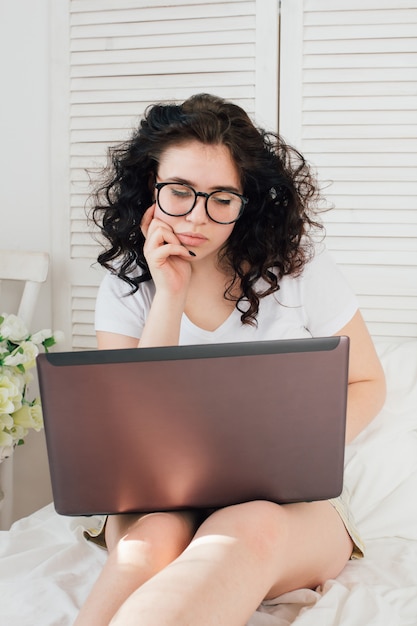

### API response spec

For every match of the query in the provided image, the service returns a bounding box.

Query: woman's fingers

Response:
[142,212,193,264]
[142,206,178,247]
[140,206,194,295]
[145,218,178,249]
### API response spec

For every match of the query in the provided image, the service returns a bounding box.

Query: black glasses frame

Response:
[154,182,248,225]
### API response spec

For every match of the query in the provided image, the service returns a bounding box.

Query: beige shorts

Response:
[85,487,364,560]
[329,485,364,559]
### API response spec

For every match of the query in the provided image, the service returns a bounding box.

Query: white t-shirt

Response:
[95,246,359,345]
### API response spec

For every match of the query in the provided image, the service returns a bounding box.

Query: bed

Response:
[1,339,416,626]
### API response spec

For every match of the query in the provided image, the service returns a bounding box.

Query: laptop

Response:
[36,336,349,516]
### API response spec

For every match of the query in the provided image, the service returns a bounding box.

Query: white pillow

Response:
[344,340,417,542]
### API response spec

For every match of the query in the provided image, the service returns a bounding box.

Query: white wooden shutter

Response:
[279,0,417,341]
[51,0,279,350]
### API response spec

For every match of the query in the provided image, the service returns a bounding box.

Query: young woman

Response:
[75,93,386,626]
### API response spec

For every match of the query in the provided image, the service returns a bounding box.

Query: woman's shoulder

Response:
[97,269,156,310]
[302,241,337,274]
[301,241,353,286]
[100,266,153,293]
[95,269,155,338]
[267,241,332,285]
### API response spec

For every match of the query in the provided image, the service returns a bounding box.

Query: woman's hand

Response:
[137,205,194,347]
[141,205,194,298]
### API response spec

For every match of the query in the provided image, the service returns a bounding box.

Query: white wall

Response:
[1,0,51,258]
[1,0,54,524]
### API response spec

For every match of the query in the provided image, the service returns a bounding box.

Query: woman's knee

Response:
[106,510,198,563]
[198,500,287,560]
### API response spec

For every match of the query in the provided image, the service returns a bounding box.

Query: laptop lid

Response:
[36,336,349,516]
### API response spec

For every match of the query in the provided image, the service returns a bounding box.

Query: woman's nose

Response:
[185,194,208,224]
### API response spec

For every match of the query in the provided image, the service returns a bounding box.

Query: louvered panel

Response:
[71,88,255,106]
[329,237,417,253]
[69,1,259,271]
[305,39,417,55]
[304,53,417,70]
[71,116,140,131]
[318,167,417,183]
[304,81,417,96]
[71,246,103,261]
[302,138,416,152]
[323,196,416,211]
[71,0,243,9]
[305,96,417,111]
[310,153,417,167]
[305,111,417,126]
[364,321,417,341]
[304,125,417,140]
[280,0,417,340]
[66,0,278,349]
[71,285,99,350]
[70,193,90,208]
[71,15,255,39]
[304,7,417,25]
[304,23,417,41]
[71,72,255,94]
[304,0,417,11]
[70,29,255,52]
[343,265,417,297]
[71,2,254,24]
[365,307,417,326]
[324,223,417,238]
[71,43,256,69]
[323,181,415,196]
[360,294,417,318]
[325,250,417,266]
[72,56,255,78]
[306,68,416,85]
[324,209,417,224]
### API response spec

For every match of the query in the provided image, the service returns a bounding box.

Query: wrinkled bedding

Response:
[1,340,416,626]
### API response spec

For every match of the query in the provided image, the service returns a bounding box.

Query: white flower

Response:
[0,413,14,431]
[30,329,53,345]
[31,328,64,350]
[52,330,65,344]
[0,313,63,462]
[13,401,43,432]
[0,314,28,342]
[4,341,39,369]
[0,371,23,414]
[0,415,16,459]
[8,422,28,442]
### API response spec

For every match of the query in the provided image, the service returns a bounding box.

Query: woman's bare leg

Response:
[73,510,198,626]
[109,499,353,626]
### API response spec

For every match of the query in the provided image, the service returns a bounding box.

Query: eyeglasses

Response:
[154,182,248,225]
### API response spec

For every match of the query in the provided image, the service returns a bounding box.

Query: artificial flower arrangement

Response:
[0,313,63,462]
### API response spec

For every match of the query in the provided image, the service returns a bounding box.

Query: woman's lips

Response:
[176,233,207,247]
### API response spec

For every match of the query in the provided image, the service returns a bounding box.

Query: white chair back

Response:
[0,249,49,325]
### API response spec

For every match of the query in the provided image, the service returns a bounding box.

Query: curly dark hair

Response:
[91,93,323,325]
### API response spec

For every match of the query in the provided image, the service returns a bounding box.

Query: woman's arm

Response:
[96,293,185,350]
[96,331,139,350]
[96,207,193,351]
[335,309,386,443]
[137,206,194,348]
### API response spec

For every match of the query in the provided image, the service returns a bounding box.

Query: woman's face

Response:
[154,140,242,264]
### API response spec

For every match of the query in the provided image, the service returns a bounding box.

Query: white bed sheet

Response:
[1,340,416,626]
